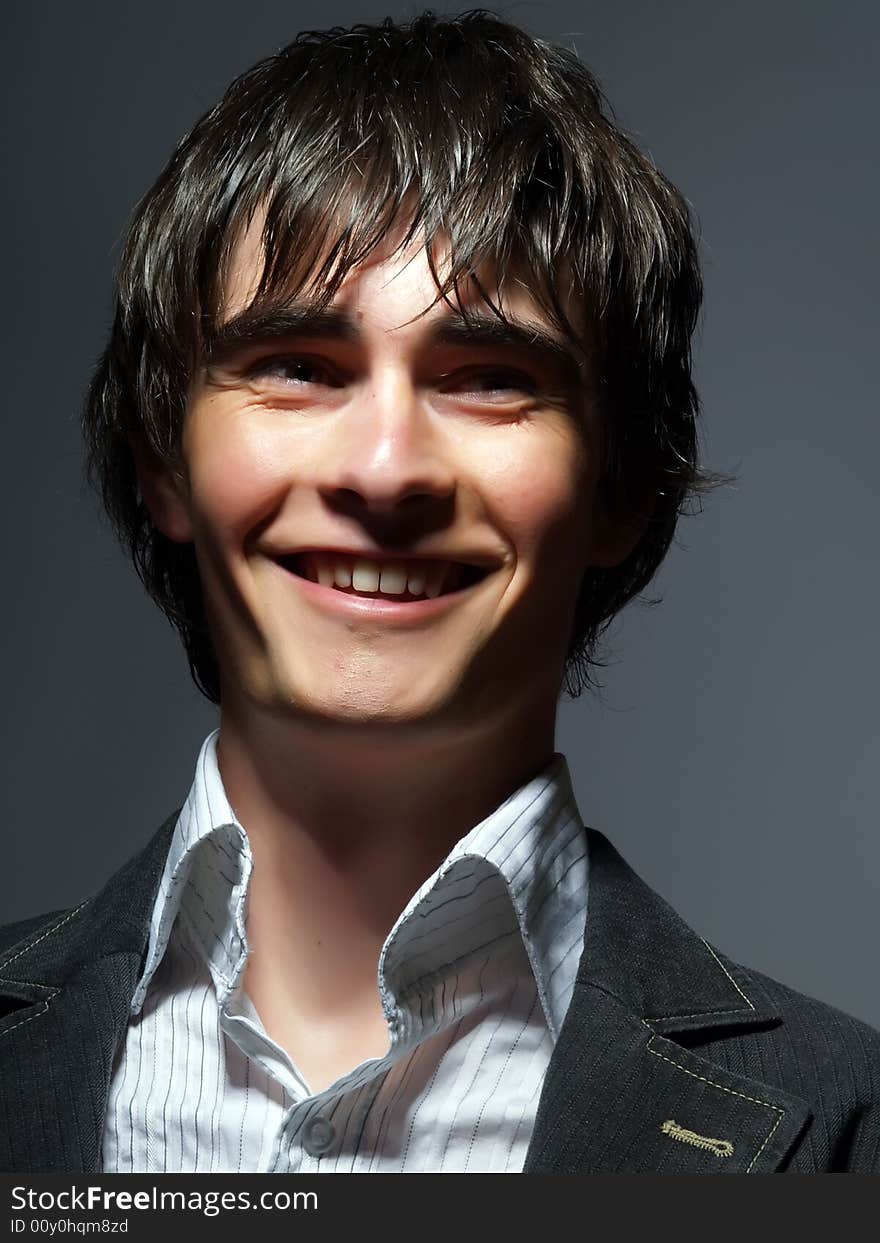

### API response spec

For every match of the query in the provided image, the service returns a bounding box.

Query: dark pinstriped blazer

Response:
[1,812,878,1174]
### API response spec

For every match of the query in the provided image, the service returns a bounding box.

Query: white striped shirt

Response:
[101,729,589,1173]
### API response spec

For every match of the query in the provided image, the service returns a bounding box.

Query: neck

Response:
[215,693,558,1028]
[218,696,557,924]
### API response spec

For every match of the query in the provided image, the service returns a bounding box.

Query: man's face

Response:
[144,227,628,737]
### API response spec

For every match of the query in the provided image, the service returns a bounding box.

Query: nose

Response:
[316,370,456,519]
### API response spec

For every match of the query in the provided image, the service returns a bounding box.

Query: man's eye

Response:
[247,356,339,387]
[446,368,537,397]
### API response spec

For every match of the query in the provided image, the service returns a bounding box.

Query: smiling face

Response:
[135,225,635,742]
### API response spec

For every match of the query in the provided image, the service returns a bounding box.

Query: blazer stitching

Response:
[0,901,91,973]
[0,1000,51,1037]
[645,1030,784,1173]
[0,976,57,994]
[583,976,735,1022]
[586,979,754,1032]
[644,940,756,1024]
[747,1111,785,1172]
[645,1005,755,1023]
[701,940,755,1009]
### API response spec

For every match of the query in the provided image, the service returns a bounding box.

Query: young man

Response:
[1,12,877,1175]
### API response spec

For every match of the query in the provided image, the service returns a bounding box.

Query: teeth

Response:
[303,554,458,598]
[425,563,448,598]
[351,561,380,592]
[378,564,408,595]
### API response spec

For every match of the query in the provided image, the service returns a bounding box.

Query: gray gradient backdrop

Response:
[3,1,878,1026]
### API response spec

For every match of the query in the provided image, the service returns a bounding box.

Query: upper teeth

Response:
[307,554,454,598]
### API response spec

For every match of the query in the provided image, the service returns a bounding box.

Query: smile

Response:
[275,552,492,622]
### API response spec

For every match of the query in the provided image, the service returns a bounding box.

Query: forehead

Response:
[217,206,585,341]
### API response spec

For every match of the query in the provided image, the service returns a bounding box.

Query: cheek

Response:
[487,436,594,566]
[186,414,293,542]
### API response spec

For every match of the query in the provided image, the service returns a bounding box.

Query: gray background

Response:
[3,1,877,1025]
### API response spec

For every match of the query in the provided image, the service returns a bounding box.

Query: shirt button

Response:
[302,1116,336,1157]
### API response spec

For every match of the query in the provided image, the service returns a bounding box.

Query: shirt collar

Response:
[378,752,588,1040]
[130,730,589,1040]
[130,729,246,1013]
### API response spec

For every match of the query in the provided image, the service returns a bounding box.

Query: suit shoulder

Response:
[737,958,880,1066]
[0,809,181,972]
[706,953,880,1171]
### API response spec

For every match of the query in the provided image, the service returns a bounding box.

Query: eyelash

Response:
[247,356,340,386]
[246,354,537,396]
[448,369,537,395]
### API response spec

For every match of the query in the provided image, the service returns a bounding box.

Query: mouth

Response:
[277,552,490,601]
[273,550,494,622]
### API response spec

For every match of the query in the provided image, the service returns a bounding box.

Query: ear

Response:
[128,431,194,544]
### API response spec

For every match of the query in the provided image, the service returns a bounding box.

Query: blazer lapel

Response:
[0,811,179,1173]
[524,829,811,1174]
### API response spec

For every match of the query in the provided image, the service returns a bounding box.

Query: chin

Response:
[265,671,465,731]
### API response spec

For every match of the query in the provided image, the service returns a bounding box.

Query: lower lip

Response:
[275,562,486,624]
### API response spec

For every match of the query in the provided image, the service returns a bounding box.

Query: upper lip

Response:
[274,546,501,569]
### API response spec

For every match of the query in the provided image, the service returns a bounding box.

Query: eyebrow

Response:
[203,305,357,366]
[432,315,586,380]
[203,301,587,383]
